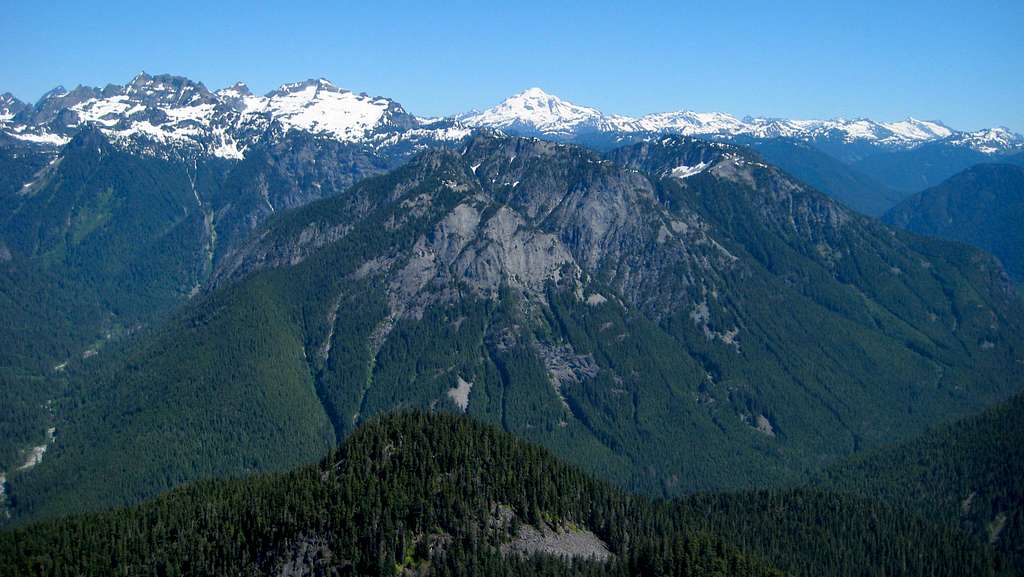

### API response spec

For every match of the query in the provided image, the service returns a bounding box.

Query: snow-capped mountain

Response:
[944,127,1023,155]
[0,93,28,122]
[460,88,1019,154]
[3,77,1021,160]
[0,73,468,158]
[456,86,608,135]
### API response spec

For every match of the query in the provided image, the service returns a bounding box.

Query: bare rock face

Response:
[217,132,829,332]
[272,535,337,577]
[502,522,612,562]
[212,221,352,288]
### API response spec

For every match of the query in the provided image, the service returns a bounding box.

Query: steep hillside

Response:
[883,163,1024,281]
[6,134,1023,525]
[816,391,1024,573]
[0,123,453,472]
[0,413,1007,577]
[746,138,905,215]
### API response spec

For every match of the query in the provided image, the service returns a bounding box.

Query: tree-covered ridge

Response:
[815,390,1024,573]
[0,413,1007,577]
[6,133,1023,526]
[0,413,782,577]
[883,163,1024,282]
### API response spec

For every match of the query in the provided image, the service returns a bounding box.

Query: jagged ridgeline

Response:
[6,133,1024,524]
[0,413,1008,577]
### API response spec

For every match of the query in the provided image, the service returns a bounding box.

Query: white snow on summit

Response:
[882,118,953,141]
[461,87,604,134]
[462,88,1017,153]
[0,75,468,159]
[2,78,1020,158]
[947,127,1024,155]
[257,79,391,141]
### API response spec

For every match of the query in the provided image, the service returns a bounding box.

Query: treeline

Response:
[0,413,1008,577]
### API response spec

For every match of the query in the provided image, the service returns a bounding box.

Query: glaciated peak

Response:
[517,87,555,99]
[948,126,1024,154]
[258,78,409,141]
[462,87,604,134]
[881,117,953,141]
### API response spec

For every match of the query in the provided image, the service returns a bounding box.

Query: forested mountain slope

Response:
[744,138,905,216]
[883,163,1024,282]
[5,134,1023,526]
[851,141,997,192]
[816,390,1024,573]
[0,413,1008,577]
[0,124,449,473]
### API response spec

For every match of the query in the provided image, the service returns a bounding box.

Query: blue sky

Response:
[2,0,1021,131]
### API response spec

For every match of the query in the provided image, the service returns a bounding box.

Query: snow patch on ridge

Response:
[670,161,710,179]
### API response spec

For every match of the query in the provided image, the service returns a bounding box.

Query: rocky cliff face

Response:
[218,134,743,324]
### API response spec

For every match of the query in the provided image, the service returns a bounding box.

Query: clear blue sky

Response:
[2,0,1021,131]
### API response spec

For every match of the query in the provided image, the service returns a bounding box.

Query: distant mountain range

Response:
[3,76,1021,160]
[457,88,1024,207]
[4,75,1021,218]
[0,73,468,157]
[459,87,1020,154]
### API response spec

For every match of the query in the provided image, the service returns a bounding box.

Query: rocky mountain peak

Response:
[0,93,28,120]
[218,81,252,97]
[267,78,342,98]
[124,72,216,107]
[0,73,468,158]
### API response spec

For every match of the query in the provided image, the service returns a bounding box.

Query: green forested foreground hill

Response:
[0,413,1008,577]
[816,391,1024,573]
[6,133,1024,525]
